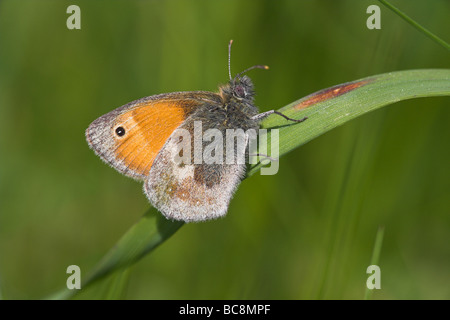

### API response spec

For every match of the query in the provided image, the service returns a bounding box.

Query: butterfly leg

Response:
[249,153,278,162]
[252,110,308,123]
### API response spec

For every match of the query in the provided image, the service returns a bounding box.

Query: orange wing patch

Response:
[113,100,194,177]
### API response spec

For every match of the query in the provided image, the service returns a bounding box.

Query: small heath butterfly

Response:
[86,40,306,222]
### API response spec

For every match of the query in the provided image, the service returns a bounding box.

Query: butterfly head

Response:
[229,74,255,102]
[221,40,268,104]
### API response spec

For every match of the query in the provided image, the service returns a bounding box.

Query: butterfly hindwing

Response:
[143,119,248,222]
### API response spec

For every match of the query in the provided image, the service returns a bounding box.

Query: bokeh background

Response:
[0,0,449,299]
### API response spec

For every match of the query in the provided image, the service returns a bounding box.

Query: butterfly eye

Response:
[234,85,245,98]
[115,126,126,137]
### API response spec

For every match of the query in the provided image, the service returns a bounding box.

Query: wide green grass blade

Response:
[47,68,449,299]
[248,69,450,176]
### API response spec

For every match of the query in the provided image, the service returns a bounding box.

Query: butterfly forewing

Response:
[85,92,220,180]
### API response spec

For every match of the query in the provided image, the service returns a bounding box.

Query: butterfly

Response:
[86,40,306,222]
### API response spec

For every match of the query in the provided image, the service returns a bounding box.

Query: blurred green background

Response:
[0,0,449,300]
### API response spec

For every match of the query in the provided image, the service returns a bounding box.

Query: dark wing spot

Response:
[115,126,126,137]
[194,164,222,188]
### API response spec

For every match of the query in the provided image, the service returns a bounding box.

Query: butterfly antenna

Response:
[234,64,269,80]
[228,40,269,81]
[228,40,233,81]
